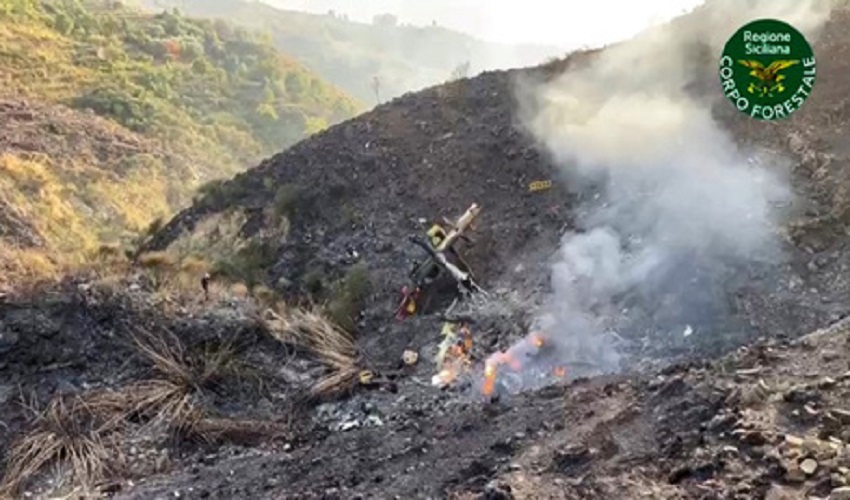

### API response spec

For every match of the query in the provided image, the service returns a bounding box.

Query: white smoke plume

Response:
[511,0,832,377]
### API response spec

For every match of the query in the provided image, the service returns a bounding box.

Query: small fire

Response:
[480,350,520,397]
[480,330,565,398]
[530,332,545,348]
[502,352,521,371]
[432,321,475,388]
[461,325,473,352]
[432,368,458,387]
[483,361,498,396]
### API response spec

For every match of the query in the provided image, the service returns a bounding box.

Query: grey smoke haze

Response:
[516,0,832,373]
[264,0,703,46]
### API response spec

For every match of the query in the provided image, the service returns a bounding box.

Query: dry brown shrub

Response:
[180,255,210,275]
[251,284,276,305]
[132,328,239,393]
[0,328,280,495]
[96,242,122,258]
[86,379,201,435]
[309,366,361,399]
[230,282,250,299]
[137,251,176,269]
[0,395,123,497]
[262,306,360,397]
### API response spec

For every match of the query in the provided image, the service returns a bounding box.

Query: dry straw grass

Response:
[131,328,241,402]
[0,328,272,495]
[0,394,123,497]
[86,379,201,436]
[262,306,361,398]
[0,246,63,289]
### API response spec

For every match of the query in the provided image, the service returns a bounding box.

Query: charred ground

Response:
[148,5,850,365]
[4,4,850,500]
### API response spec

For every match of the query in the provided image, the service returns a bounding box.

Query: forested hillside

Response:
[144,0,562,104]
[0,0,360,286]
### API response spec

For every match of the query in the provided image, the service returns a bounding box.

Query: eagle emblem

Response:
[737,59,800,97]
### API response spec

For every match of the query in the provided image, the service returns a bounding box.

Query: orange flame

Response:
[530,332,545,348]
[434,322,476,388]
[434,368,458,386]
[481,331,559,397]
[505,353,521,372]
[483,362,498,396]
[461,325,473,352]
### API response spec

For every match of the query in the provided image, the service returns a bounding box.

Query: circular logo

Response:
[719,18,816,120]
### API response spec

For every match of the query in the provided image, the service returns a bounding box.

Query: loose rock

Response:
[831,486,850,500]
[801,458,819,475]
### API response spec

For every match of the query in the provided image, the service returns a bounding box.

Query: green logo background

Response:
[719,18,816,120]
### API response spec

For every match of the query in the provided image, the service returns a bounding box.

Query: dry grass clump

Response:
[309,366,361,399]
[251,284,276,306]
[137,251,178,290]
[180,255,210,275]
[0,328,277,496]
[96,242,123,259]
[132,328,242,400]
[137,251,176,269]
[0,246,63,290]
[164,210,249,266]
[262,306,361,398]
[230,282,250,299]
[86,379,202,437]
[192,417,287,445]
[0,395,123,497]
[266,307,357,369]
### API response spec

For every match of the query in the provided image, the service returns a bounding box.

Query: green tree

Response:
[181,38,204,61]
[304,116,328,135]
[255,102,278,122]
[53,12,75,35]
[191,57,209,74]
[285,72,306,96]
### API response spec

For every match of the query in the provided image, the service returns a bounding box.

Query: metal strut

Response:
[407,235,484,295]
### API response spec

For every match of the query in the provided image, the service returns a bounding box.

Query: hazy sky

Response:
[264,0,706,47]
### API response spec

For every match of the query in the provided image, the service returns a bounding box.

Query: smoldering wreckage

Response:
[393,202,571,397]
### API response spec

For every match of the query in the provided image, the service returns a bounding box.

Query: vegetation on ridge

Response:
[0,0,361,286]
[143,0,561,105]
[2,0,360,160]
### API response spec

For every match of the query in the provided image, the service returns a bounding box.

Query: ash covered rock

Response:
[315,397,386,432]
[443,288,538,349]
[0,324,18,355]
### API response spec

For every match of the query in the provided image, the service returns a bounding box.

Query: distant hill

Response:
[142,0,564,104]
[0,0,360,285]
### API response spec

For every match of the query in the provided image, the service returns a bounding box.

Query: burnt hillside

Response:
[6,4,850,500]
[145,62,586,308]
[146,6,850,368]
